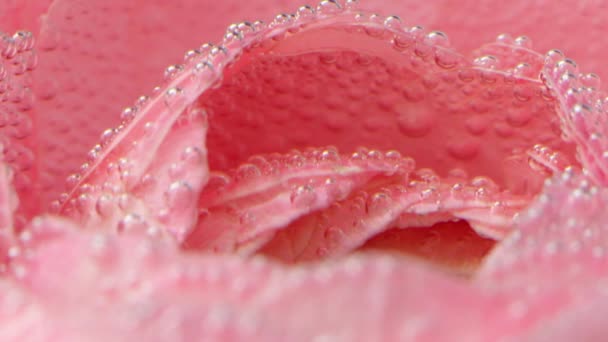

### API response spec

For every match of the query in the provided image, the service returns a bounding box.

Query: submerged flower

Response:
[1,0,608,340]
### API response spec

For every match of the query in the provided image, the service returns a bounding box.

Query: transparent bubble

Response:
[165,181,194,209]
[316,0,343,16]
[383,16,403,31]
[296,5,316,20]
[473,55,498,69]
[290,184,317,206]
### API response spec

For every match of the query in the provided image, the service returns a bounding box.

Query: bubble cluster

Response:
[0,30,39,219]
[540,50,608,185]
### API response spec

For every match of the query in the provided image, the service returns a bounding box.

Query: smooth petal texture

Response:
[0,158,18,263]
[522,297,608,341]
[0,1,53,33]
[2,220,523,341]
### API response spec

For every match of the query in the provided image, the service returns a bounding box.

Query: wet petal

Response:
[477,171,608,334]
[184,147,411,253]
[0,30,38,219]
[9,224,509,341]
[258,168,526,270]
[30,0,295,206]
[58,101,209,239]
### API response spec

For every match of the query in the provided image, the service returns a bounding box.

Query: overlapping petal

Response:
[1,0,608,340]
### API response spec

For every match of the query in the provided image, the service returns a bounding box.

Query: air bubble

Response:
[434,49,459,69]
[235,164,261,180]
[581,73,601,89]
[320,147,339,161]
[316,0,343,15]
[206,172,231,191]
[496,33,514,44]
[164,65,183,81]
[458,69,476,82]
[425,31,450,47]
[447,139,480,160]
[513,63,532,78]
[555,59,578,76]
[10,115,32,138]
[65,173,81,188]
[117,193,133,210]
[100,128,115,146]
[87,144,102,162]
[165,87,182,99]
[368,192,391,212]
[470,176,499,193]
[95,195,114,217]
[544,49,565,66]
[290,185,317,206]
[117,214,148,233]
[324,227,345,246]
[514,36,532,49]
[120,107,136,122]
[183,49,201,64]
[367,150,383,160]
[1,35,17,58]
[384,150,402,160]
[194,60,214,74]
[165,181,194,209]
[235,22,256,37]
[271,14,293,27]
[513,85,534,102]
[383,16,403,31]
[12,31,35,51]
[296,5,316,20]
[181,146,204,165]
[474,55,498,69]
[397,111,433,138]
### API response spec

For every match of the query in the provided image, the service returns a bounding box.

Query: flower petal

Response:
[477,171,608,334]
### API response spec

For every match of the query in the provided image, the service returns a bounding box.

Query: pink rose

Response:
[1,0,607,340]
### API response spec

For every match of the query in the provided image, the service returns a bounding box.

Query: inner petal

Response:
[181,13,582,273]
[197,20,577,196]
[178,14,582,272]
[357,220,496,277]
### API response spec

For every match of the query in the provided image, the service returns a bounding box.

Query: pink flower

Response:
[1,0,608,340]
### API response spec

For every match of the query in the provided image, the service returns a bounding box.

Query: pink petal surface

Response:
[258,166,527,264]
[1,0,608,340]
[0,158,17,263]
[477,172,608,337]
[185,147,411,253]
[0,217,526,341]
[58,101,209,240]
[3,0,605,207]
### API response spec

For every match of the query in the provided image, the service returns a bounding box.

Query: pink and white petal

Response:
[541,52,608,184]
[521,296,608,342]
[59,105,209,239]
[258,168,527,265]
[10,223,518,341]
[184,148,411,252]
[476,171,608,335]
